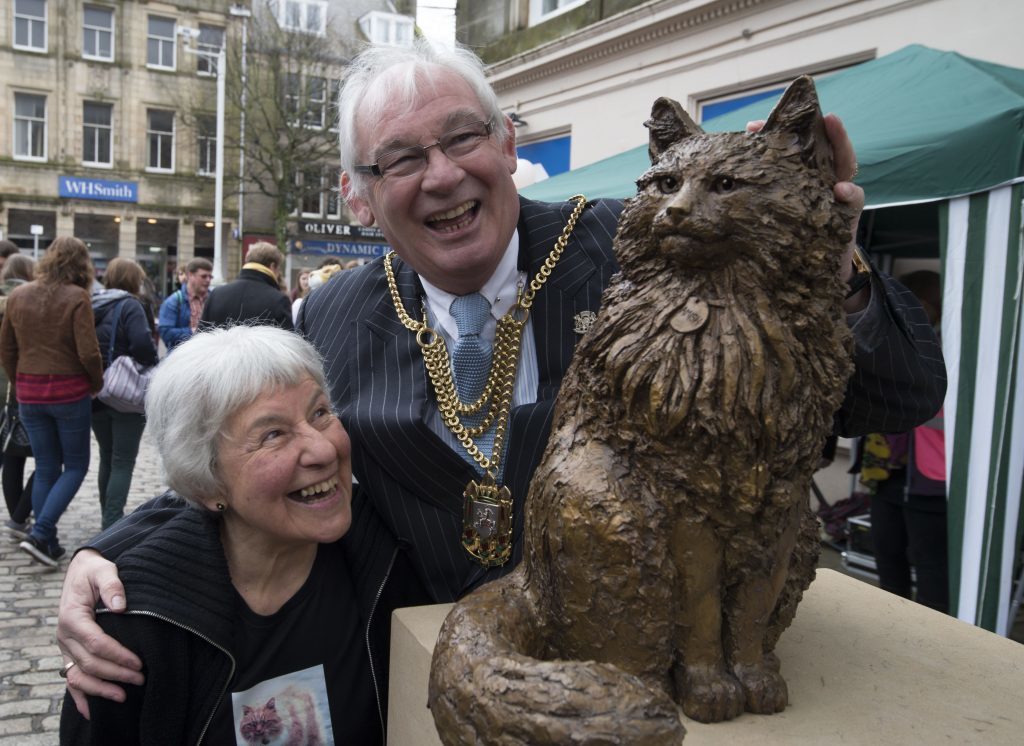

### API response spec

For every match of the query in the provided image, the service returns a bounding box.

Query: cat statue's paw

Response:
[732,660,789,714]
[675,663,746,723]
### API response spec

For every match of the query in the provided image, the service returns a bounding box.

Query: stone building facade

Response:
[0,0,248,298]
[0,0,417,297]
[457,0,1024,181]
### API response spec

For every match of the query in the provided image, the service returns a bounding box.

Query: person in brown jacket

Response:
[0,237,103,566]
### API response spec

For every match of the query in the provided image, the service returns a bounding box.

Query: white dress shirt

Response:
[419,230,540,465]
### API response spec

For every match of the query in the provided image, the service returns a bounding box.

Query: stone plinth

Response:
[388,569,1024,745]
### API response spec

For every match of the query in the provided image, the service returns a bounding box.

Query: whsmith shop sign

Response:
[58,176,138,203]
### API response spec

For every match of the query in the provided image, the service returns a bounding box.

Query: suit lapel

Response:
[518,197,600,398]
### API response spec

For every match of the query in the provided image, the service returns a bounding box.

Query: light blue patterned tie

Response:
[450,293,494,464]
[450,293,493,403]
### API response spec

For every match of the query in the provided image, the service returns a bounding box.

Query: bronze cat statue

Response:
[429,76,855,745]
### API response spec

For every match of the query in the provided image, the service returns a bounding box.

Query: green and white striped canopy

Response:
[942,184,1024,634]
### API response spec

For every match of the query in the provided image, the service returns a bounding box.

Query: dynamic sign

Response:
[58,176,138,203]
[289,239,389,259]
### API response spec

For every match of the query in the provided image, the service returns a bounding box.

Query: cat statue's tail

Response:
[428,566,686,745]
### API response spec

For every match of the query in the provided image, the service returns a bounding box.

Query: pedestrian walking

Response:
[0,237,103,566]
[200,242,293,330]
[157,258,212,351]
[0,253,37,538]
[91,258,159,531]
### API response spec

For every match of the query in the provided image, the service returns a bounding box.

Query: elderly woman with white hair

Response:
[58,325,408,745]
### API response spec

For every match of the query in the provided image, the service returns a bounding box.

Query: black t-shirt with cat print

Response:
[206,540,382,745]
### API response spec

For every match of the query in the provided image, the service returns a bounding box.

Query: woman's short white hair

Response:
[338,39,508,200]
[146,325,328,503]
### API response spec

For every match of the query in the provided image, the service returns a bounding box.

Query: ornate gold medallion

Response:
[461,474,514,567]
[383,195,588,567]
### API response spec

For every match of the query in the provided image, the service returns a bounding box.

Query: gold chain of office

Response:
[383,194,588,477]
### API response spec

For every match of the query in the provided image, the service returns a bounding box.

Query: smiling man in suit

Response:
[56,40,945,709]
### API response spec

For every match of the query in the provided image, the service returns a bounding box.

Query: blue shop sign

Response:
[58,176,138,203]
[289,238,389,259]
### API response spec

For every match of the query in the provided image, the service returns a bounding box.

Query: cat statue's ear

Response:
[760,75,832,174]
[645,97,704,164]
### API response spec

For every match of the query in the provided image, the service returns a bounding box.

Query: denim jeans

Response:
[91,404,146,530]
[19,396,92,547]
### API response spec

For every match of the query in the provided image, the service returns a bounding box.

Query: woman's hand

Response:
[57,550,145,718]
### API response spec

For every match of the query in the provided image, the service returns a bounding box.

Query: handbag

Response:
[0,392,32,456]
[97,299,155,414]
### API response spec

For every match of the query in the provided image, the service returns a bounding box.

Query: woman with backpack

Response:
[91,258,159,530]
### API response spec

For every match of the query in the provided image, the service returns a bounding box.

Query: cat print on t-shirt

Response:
[233,664,333,745]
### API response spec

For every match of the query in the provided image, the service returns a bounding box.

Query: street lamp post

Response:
[213,44,226,284]
[229,4,251,243]
[179,26,227,284]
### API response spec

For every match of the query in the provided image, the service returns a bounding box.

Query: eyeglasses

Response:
[353,119,494,179]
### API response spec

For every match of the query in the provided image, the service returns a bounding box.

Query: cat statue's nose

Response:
[665,183,697,218]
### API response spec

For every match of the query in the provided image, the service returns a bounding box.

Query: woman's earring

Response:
[215,502,226,512]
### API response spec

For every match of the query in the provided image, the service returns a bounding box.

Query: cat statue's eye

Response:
[712,176,736,193]
[656,176,679,193]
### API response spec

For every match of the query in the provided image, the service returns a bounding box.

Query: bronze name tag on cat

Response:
[461,475,513,566]
[670,296,710,333]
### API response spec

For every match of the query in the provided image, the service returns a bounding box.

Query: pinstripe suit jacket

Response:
[299,197,623,601]
[298,196,946,603]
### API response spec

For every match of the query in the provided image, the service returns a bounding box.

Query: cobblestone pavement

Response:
[0,433,167,745]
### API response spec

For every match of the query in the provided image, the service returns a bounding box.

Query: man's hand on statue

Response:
[57,549,145,718]
[748,113,868,310]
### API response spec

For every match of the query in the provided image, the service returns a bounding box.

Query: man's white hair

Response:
[338,39,508,199]
[146,325,329,504]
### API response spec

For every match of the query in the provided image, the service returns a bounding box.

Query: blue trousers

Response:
[20,396,92,547]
